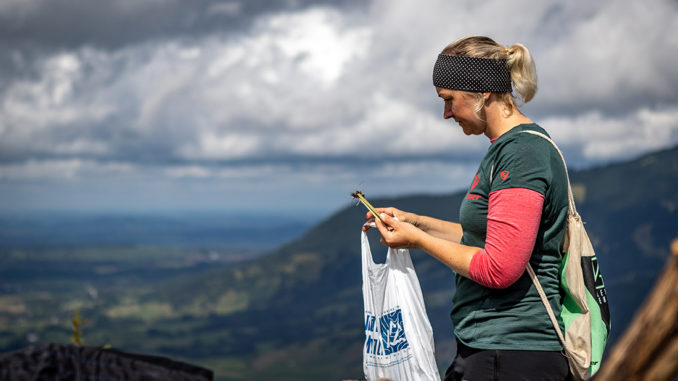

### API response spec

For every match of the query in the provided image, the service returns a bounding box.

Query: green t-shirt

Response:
[451,123,569,351]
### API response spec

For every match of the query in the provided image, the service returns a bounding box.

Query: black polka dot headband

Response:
[432,54,512,93]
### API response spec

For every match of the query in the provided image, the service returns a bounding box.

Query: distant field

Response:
[0,211,315,365]
[0,244,269,354]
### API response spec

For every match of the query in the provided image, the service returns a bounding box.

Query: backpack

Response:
[521,130,611,380]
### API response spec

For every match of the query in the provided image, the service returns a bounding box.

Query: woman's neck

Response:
[484,101,533,140]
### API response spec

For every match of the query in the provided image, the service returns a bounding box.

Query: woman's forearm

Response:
[413,215,463,243]
[414,232,478,278]
[374,213,477,277]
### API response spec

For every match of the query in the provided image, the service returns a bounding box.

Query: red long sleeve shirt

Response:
[468,187,545,289]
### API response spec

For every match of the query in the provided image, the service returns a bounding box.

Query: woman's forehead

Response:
[435,87,458,97]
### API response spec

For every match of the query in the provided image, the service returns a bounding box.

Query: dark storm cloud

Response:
[0,0,366,50]
[0,0,367,91]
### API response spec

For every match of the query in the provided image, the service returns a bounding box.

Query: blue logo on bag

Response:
[364,314,383,355]
[364,308,410,357]
[380,309,409,355]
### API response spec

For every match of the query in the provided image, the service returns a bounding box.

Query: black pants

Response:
[444,340,571,381]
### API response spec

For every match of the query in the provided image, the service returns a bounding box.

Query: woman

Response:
[365,36,571,380]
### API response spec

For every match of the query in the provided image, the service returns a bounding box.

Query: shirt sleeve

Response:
[490,139,549,195]
[468,187,544,289]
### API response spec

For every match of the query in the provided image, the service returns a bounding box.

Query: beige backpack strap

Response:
[520,130,573,352]
[526,264,566,346]
[520,130,577,215]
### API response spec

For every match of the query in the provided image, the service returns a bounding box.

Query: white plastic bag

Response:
[361,226,441,381]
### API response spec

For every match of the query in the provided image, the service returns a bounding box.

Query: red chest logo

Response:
[500,171,510,181]
[470,174,480,191]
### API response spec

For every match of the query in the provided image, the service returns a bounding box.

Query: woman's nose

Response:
[443,104,454,119]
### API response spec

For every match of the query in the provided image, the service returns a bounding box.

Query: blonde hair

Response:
[441,36,538,113]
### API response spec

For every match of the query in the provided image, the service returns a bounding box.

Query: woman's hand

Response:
[362,207,418,231]
[362,207,424,249]
[374,213,424,249]
[361,206,477,276]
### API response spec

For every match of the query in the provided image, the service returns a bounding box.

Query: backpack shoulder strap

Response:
[520,130,573,352]
[520,130,577,215]
[526,263,567,345]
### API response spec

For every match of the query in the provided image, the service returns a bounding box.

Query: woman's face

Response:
[435,87,485,135]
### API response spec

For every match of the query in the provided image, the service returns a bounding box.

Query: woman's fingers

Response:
[375,213,395,236]
[362,218,376,231]
[365,207,400,220]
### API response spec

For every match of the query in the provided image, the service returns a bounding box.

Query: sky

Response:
[1,0,677,217]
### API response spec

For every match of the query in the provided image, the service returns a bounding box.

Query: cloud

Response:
[544,106,678,165]
[181,131,261,160]
[0,0,677,213]
[263,8,372,86]
[532,1,678,116]
[0,0,367,50]
[0,159,132,180]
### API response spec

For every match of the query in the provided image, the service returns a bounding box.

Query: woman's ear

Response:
[484,92,491,101]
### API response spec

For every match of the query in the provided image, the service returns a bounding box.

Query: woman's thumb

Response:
[380,213,395,225]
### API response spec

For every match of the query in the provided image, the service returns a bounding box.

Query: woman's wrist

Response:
[408,224,427,250]
[409,213,426,230]
[399,212,417,229]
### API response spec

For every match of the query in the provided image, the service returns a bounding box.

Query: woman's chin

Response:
[459,124,474,135]
[459,123,484,136]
